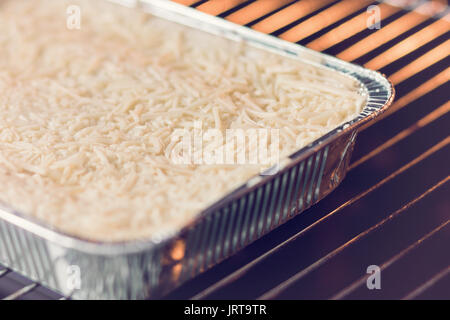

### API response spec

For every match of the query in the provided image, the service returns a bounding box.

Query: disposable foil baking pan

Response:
[0,0,394,299]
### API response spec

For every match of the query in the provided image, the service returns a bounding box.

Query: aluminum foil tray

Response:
[0,0,394,299]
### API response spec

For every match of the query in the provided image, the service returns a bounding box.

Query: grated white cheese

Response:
[0,0,365,241]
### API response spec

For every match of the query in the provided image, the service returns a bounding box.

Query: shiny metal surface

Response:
[0,0,394,299]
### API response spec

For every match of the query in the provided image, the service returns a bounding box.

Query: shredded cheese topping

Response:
[0,0,365,241]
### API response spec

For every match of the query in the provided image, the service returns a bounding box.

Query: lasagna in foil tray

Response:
[0,0,365,241]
